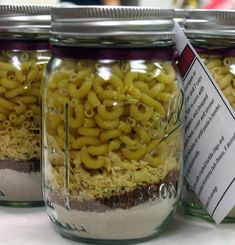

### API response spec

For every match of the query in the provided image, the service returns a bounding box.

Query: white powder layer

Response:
[0,169,42,201]
[52,198,176,240]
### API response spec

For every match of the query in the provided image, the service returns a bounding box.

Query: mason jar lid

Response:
[174,9,189,29]
[0,5,51,34]
[174,9,189,19]
[51,6,175,43]
[184,10,235,38]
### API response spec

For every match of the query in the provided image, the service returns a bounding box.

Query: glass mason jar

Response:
[182,10,235,222]
[42,7,184,243]
[0,5,51,207]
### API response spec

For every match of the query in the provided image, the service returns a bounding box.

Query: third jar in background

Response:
[182,10,235,222]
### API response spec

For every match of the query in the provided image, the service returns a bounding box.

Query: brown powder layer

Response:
[0,158,40,173]
[47,170,179,212]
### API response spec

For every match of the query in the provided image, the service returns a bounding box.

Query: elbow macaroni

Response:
[45,58,183,177]
[0,49,50,161]
[200,53,235,110]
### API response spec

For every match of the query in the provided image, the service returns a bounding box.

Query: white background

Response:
[0,0,59,4]
[138,0,172,7]
[1,206,235,245]
[0,0,172,7]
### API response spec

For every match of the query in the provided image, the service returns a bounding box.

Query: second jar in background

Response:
[0,5,51,206]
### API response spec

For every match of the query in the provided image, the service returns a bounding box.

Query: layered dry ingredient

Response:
[44,58,183,215]
[0,50,50,201]
[200,54,235,109]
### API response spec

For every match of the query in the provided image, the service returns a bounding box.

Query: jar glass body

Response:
[0,35,50,207]
[183,37,235,222]
[42,43,184,242]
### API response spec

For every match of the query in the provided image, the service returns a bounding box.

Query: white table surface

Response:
[0,206,235,245]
